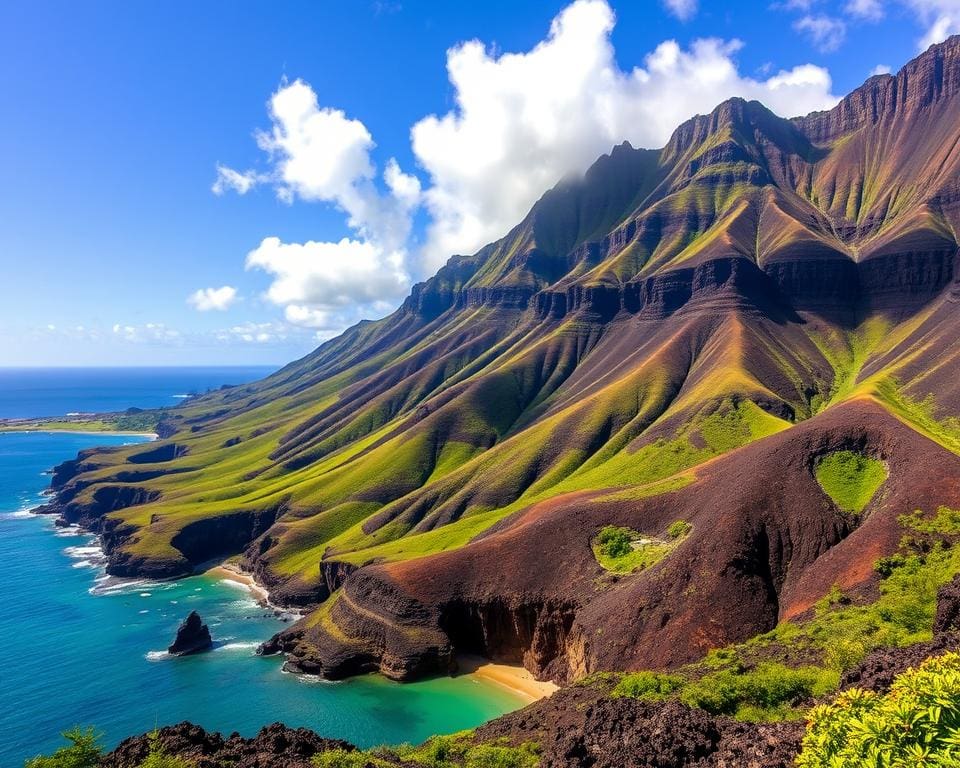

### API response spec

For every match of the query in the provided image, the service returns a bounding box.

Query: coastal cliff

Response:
[36,37,960,698]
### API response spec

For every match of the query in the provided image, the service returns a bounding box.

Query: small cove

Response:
[0,428,524,766]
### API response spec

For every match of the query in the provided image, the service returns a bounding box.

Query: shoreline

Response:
[457,654,558,702]
[205,562,273,606]
[0,428,158,438]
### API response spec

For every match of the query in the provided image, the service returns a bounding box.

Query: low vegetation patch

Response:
[797,652,960,767]
[26,729,192,768]
[330,732,542,768]
[592,520,691,573]
[613,506,960,722]
[614,664,836,722]
[814,450,886,514]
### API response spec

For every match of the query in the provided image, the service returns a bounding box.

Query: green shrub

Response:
[136,733,194,768]
[797,652,960,767]
[463,743,540,768]
[596,526,633,559]
[613,671,685,701]
[666,520,691,539]
[680,663,837,720]
[313,748,392,768]
[25,728,102,768]
[393,733,539,768]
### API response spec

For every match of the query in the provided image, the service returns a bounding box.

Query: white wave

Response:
[139,592,152,597]
[63,545,102,558]
[219,578,252,592]
[71,560,94,569]
[2,508,37,519]
[139,610,149,614]
[54,526,83,537]
[217,642,259,652]
[172,394,192,399]
[89,577,153,597]
[145,650,170,661]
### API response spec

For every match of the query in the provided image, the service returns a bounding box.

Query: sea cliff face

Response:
[38,38,960,701]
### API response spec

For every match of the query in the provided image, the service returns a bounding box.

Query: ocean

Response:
[0,366,277,418]
[0,374,522,766]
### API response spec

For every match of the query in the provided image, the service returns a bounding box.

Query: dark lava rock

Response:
[477,683,803,768]
[841,575,960,693]
[839,633,960,693]
[935,574,960,635]
[101,722,356,768]
[168,611,212,656]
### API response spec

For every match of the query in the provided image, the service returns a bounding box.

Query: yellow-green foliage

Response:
[313,749,393,768]
[25,728,102,768]
[878,380,960,456]
[612,671,684,701]
[614,507,960,722]
[614,663,836,722]
[386,732,541,768]
[137,734,194,768]
[814,450,887,514]
[592,522,690,574]
[797,653,960,768]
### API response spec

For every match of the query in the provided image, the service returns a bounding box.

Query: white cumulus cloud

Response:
[794,15,848,51]
[216,0,840,336]
[244,236,411,328]
[412,0,838,269]
[907,0,960,48]
[846,0,885,20]
[212,166,265,195]
[663,0,698,20]
[188,285,238,311]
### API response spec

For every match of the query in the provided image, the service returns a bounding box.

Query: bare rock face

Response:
[102,722,354,768]
[168,611,212,656]
[477,685,803,768]
[935,575,960,635]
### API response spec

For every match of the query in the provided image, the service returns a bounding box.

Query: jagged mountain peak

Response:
[48,39,960,691]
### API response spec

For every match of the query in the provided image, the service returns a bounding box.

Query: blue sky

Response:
[0,0,954,366]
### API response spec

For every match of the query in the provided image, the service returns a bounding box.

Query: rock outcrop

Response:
[101,722,353,768]
[935,574,960,635]
[167,611,212,656]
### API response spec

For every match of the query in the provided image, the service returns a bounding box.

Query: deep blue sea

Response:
[0,366,277,418]
[0,375,521,766]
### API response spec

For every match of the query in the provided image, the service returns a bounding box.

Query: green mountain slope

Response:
[48,37,960,683]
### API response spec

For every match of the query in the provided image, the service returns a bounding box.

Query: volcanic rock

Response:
[101,722,355,768]
[935,574,960,635]
[167,611,212,656]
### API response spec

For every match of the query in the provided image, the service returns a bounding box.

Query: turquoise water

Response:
[0,431,523,766]
[0,366,276,418]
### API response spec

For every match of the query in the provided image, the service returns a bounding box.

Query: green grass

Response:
[389,732,540,768]
[0,415,159,434]
[814,450,887,514]
[592,522,691,574]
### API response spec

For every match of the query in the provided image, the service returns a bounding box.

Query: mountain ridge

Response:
[41,37,960,689]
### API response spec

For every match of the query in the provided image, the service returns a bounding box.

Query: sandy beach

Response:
[206,562,271,604]
[457,654,558,702]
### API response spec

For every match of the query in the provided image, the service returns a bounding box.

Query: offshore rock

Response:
[167,611,212,656]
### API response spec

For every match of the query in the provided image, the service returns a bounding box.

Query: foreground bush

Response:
[797,652,960,767]
[25,730,192,768]
[25,729,102,768]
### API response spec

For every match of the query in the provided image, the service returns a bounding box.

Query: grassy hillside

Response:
[49,35,960,686]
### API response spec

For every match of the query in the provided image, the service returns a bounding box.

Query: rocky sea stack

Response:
[167,611,212,657]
